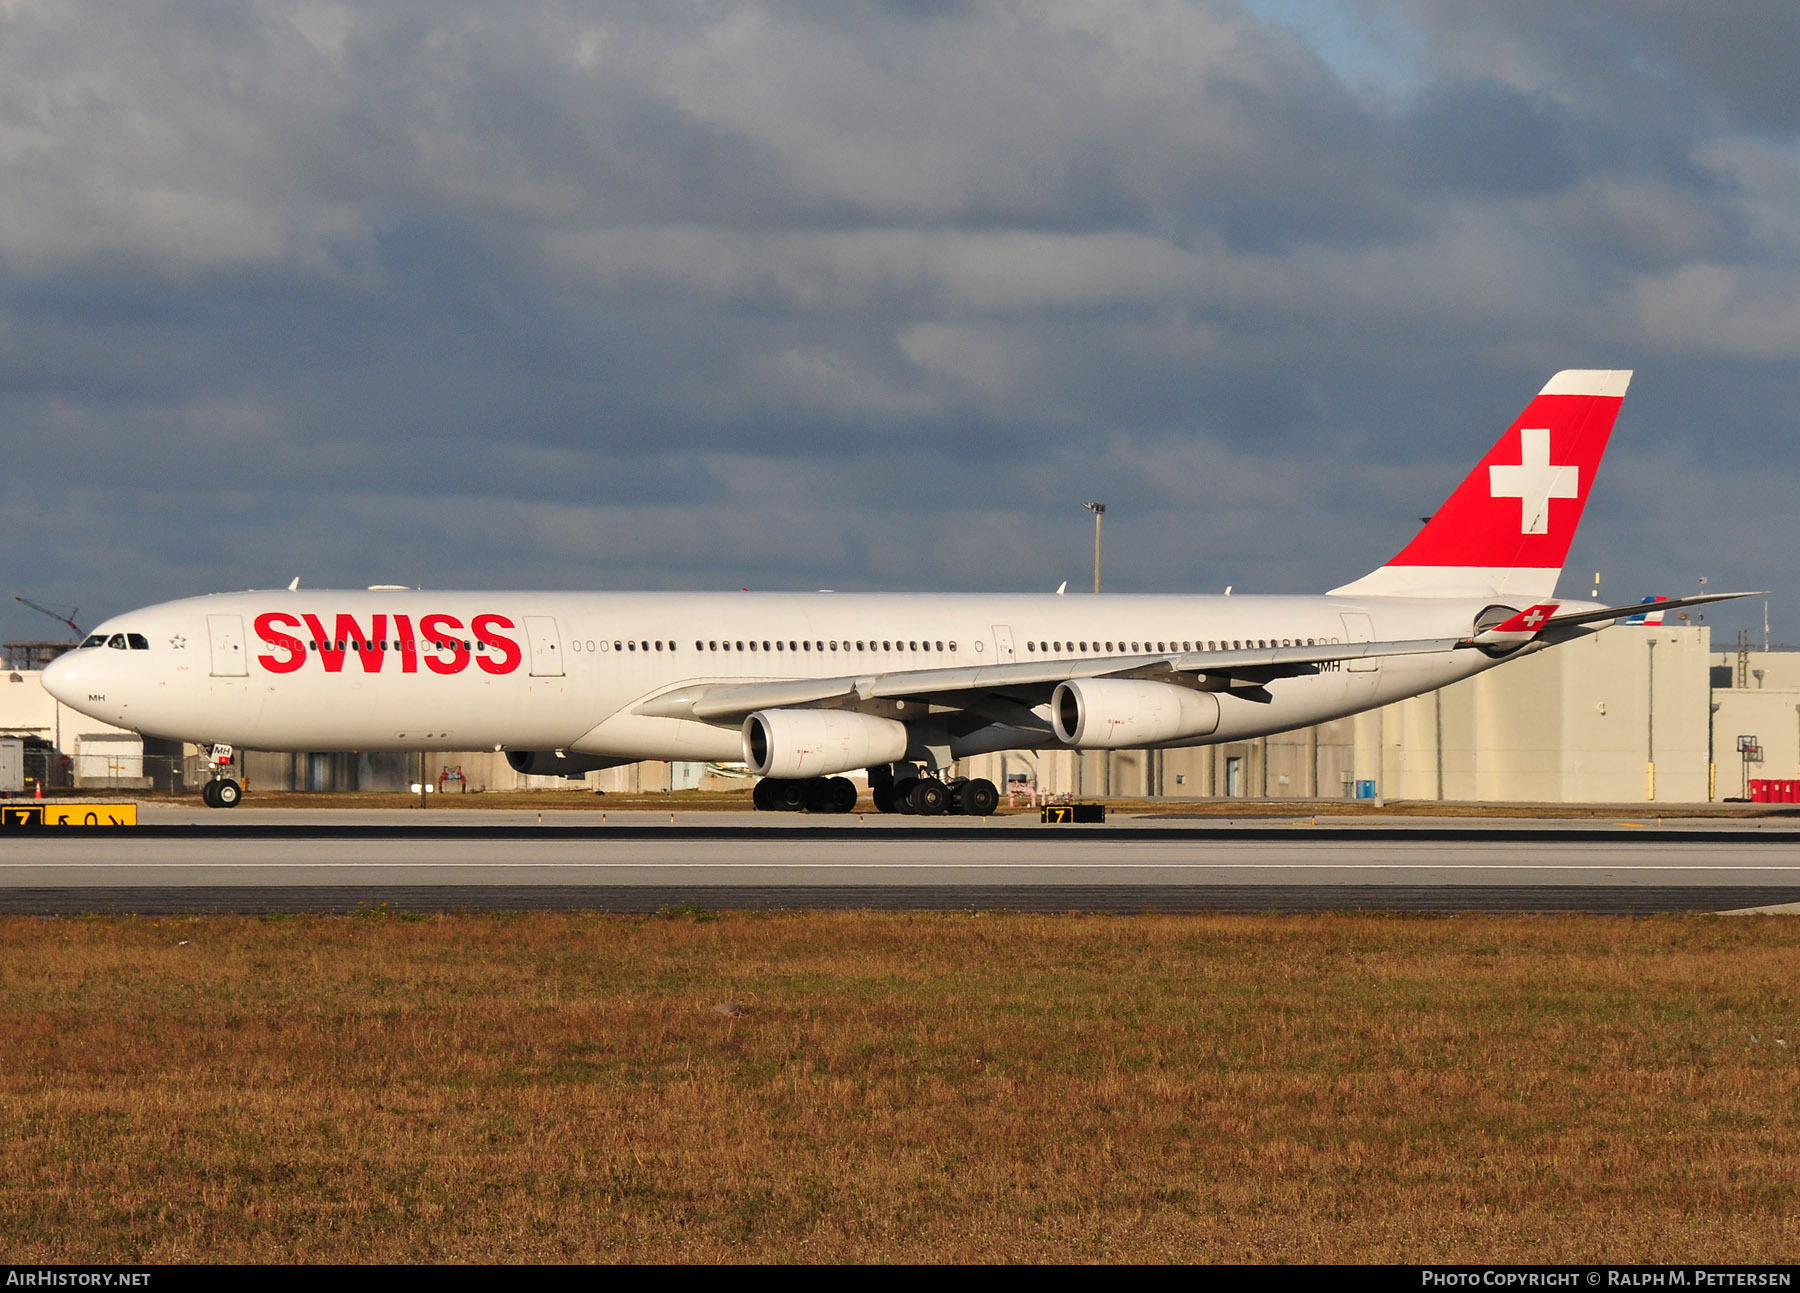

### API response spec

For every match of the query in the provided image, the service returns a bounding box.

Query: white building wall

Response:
[1713,688,1800,797]
[0,670,142,787]
[1711,647,1800,691]
[1365,627,1712,803]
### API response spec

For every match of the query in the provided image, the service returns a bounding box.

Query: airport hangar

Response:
[3,619,1796,807]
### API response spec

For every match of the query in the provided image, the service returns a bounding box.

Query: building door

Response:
[991,624,1016,662]
[1225,755,1243,797]
[207,614,248,677]
[525,616,565,677]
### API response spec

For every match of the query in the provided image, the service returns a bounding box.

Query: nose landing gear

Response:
[199,742,242,808]
[201,777,242,808]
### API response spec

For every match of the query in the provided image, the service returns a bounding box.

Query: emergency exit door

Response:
[525,616,564,677]
[1339,612,1380,673]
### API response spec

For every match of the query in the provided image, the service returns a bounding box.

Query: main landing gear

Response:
[751,776,859,814]
[869,765,999,817]
[749,767,1001,816]
[201,778,242,808]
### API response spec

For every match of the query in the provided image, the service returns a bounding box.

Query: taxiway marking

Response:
[7,861,1800,873]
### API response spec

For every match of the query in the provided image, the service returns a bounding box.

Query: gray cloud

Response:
[1,0,1796,648]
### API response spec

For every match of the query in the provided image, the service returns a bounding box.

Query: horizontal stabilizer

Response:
[1544,590,1762,630]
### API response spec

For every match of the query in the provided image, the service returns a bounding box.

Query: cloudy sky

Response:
[3,0,1797,645]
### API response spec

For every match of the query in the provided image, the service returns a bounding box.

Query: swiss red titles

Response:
[254,611,523,676]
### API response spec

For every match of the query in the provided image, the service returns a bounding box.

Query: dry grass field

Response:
[2,911,1797,1262]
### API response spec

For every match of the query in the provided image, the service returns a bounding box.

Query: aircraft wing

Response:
[636,636,1464,724]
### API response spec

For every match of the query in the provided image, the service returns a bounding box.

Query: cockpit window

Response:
[127,633,150,650]
[81,634,107,649]
[106,634,128,650]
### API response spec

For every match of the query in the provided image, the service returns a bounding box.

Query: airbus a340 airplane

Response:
[43,369,1748,812]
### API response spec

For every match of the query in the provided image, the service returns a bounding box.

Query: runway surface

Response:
[5,807,1800,913]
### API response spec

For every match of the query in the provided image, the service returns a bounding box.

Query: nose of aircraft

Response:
[41,648,86,707]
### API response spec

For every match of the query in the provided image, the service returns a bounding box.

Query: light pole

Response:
[1081,501,1108,797]
[1647,637,1656,801]
[1082,502,1106,593]
[1709,701,1720,802]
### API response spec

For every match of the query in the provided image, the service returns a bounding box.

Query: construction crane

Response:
[12,594,82,639]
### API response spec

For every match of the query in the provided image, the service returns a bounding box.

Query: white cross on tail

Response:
[1489,427,1578,535]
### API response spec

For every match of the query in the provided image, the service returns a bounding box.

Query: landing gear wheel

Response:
[891,778,919,814]
[213,778,242,808]
[868,766,900,814]
[754,778,809,812]
[959,778,999,817]
[826,776,858,813]
[907,778,948,816]
[201,780,220,807]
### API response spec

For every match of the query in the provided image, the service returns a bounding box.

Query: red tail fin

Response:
[1330,369,1630,600]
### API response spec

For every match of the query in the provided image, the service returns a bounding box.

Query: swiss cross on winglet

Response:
[1495,603,1559,633]
[1469,603,1561,651]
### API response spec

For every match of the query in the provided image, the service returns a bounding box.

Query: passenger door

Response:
[207,614,248,677]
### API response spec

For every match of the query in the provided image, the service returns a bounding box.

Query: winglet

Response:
[1470,602,1559,649]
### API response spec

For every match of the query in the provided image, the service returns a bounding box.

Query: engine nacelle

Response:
[743,708,909,778]
[505,750,626,779]
[1051,679,1221,748]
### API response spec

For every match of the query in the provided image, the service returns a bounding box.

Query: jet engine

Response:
[1051,679,1221,748]
[743,708,909,778]
[505,750,627,779]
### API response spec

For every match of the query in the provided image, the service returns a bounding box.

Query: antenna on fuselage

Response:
[287,577,300,591]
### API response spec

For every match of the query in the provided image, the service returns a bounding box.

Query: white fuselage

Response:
[43,588,1535,762]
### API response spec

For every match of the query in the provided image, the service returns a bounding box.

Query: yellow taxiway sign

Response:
[1,802,138,827]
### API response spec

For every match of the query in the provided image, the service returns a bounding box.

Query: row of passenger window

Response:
[298,640,486,653]
[80,633,151,650]
[1024,636,1338,653]
[576,635,1337,659]
[571,639,961,654]
[696,638,956,654]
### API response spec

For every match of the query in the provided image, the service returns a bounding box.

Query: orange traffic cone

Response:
[34,780,42,800]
